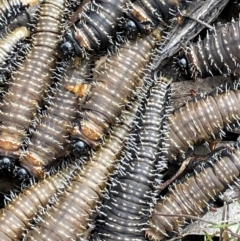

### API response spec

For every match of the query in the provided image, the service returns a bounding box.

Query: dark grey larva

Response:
[124,0,186,39]
[92,76,171,241]
[59,0,128,58]
[146,146,240,240]
[0,0,38,29]
[178,19,240,78]
[164,81,240,162]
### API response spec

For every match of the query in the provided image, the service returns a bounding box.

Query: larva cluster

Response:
[70,31,157,151]
[0,164,77,240]
[18,57,92,179]
[92,76,171,240]
[0,0,65,168]
[146,147,240,241]
[24,98,140,241]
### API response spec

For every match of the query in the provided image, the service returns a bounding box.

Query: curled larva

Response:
[69,31,158,152]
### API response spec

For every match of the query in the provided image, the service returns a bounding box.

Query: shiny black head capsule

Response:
[123,20,139,40]
[16,167,31,181]
[70,140,89,157]
[0,156,14,171]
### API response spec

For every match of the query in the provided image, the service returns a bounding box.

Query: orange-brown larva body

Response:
[70,34,157,150]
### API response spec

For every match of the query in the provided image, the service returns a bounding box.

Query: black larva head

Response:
[176,53,191,77]
[16,167,31,181]
[0,156,14,171]
[58,30,84,59]
[71,140,89,157]
[123,20,139,40]
[178,57,188,69]
[59,39,75,59]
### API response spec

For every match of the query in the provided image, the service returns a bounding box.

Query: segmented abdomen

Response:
[24,99,140,241]
[70,33,157,150]
[0,165,76,241]
[19,58,92,179]
[0,26,29,65]
[0,26,30,83]
[164,83,240,161]
[59,0,128,57]
[92,76,171,240]
[0,0,65,159]
[182,19,240,77]
[0,0,38,29]
[125,0,185,37]
[146,147,240,241]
